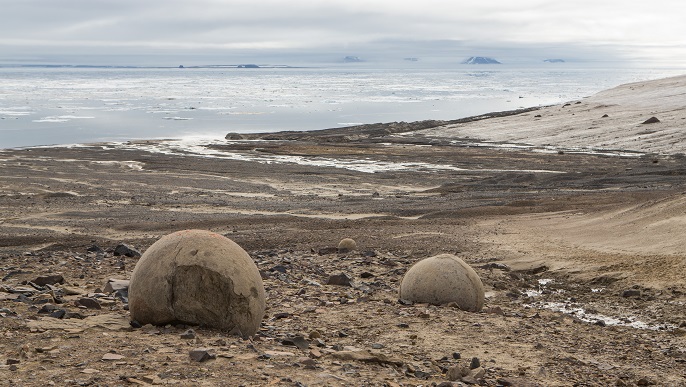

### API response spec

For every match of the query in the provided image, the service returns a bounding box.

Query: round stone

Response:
[399,254,485,311]
[337,238,357,252]
[128,230,266,336]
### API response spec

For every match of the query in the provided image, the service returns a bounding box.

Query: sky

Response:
[2,0,685,66]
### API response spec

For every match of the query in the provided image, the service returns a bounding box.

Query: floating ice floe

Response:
[32,115,94,123]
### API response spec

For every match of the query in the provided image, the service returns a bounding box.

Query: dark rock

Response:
[37,304,59,314]
[32,275,64,287]
[371,343,384,349]
[641,117,660,124]
[372,191,380,198]
[452,352,461,359]
[189,348,216,362]
[180,329,197,339]
[318,247,338,255]
[64,312,85,319]
[360,272,375,279]
[270,265,288,273]
[326,273,352,287]
[130,320,143,328]
[114,289,128,303]
[602,114,609,118]
[225,132,245,140]
[113,244,141,258]
[362,250,377,257]
[479,262,511,271]
[273,312,291,319]
[497,378,514,386]
[534,114,542,118]
[397,323,410,328]
[595,320,607,327]
[76,298,101,309]
[398,298,413,305]
[6,358,20,365]
[621,289,642,298]
[282,335,309,350]
[87,245,104,253]
[470,357,481,369]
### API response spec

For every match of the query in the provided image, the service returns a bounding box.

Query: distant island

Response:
[544,59,565,63]
[342,56,363,63]
[237,64,260,68]
[404,57,419,62]
[462,57,501,64]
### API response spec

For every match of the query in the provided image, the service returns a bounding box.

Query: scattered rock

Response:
[113,244,141,258]
[399,254,485,311]
[621,289,642,298]
[602,114,609,118]
[6,358,20,365]
[141,374,163,385]
[32,274,64,286]
[337,238,357,253]
[76,297,102,309]
[189,348,216,362]
[641,116,660,124]
[282,335,309,350]
[128,230,266,336]
[469,357,481,369]
[103,279,129,293]
[360,271,375,278]
[87,245,104,254]
[446,365,468,381]
[326,273,352,287]
[318,247,338,255]
[180,328,197,339]
[331,350,403,366]
[102,353,125,361]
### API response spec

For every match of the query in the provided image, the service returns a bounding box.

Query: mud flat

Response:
[1,75,686,386]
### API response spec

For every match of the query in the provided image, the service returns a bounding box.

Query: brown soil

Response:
[1,126,685,386]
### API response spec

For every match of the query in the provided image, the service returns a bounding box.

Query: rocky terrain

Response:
[1,75,686,386]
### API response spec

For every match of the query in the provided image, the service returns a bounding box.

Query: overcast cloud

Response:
[2,0,685,65]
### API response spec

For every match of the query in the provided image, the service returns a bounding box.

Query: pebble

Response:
[102,353,125,361]
[469,357,480,369]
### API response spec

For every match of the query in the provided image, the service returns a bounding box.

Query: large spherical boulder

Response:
[128,230,266,336]
[399,254,484,312]
[337,238,357,253]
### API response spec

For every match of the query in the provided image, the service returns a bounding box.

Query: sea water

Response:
[0,65,683,149]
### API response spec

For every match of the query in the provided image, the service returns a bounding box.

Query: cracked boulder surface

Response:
[128,230,266,336]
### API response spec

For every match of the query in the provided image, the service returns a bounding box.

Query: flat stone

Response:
[326,273,352,287]
[103,279,129,293]
[76,297,101,309]
[282,335,309,350]
[180,329,196,339]
[32,275,65,286]
[102,353,125,361]
[331,350,403,366]
[113,244,141,258]
[189,348,215,362]
[621,289,642,298]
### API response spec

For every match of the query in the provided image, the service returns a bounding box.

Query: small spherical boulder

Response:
[128,230,266,336]
[337,238,357,253]
[399,254,484,312]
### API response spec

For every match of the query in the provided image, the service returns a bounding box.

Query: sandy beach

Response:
[1,75,686,386]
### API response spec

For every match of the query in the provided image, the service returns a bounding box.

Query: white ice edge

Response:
[102,138,566,174]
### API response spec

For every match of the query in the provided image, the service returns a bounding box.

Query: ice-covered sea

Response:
[1,65,683,149]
